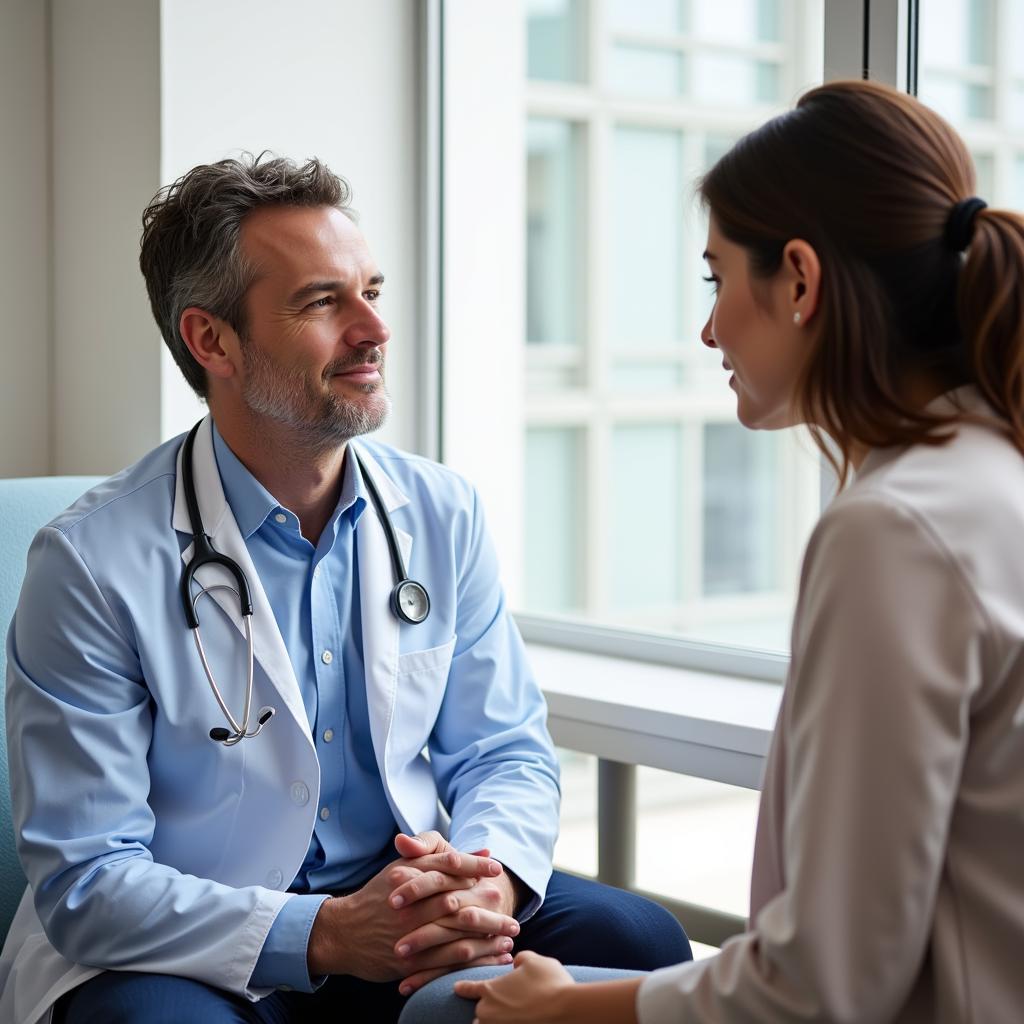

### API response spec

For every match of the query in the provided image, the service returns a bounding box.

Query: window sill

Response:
[528,642,782,790]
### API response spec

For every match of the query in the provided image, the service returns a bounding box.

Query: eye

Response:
[364,289,381,302]
[307,296,333,309]
[702,274,720,293]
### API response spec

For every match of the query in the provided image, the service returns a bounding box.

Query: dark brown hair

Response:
[700,79,1024,482]
[139,153,352,397]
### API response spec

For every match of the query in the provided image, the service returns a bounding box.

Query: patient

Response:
[401,79,1024,1023]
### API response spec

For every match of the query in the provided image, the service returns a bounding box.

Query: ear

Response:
[179,307,240,383]
[779,239,821,326]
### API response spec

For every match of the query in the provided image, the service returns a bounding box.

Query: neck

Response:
[211,404,349,545]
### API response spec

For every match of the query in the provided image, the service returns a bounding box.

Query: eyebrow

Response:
[702,250,718,262]
[287,273,385,305]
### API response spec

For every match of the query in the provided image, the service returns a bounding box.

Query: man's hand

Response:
[306,836,518,984]
[391,831,527,995]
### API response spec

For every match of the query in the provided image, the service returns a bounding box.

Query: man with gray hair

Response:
[0,154,690,1024]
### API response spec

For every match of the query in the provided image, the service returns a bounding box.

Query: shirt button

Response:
[289,781,310,806]
[323,729,334,743]
[321,650,333,665]
[320,806,330,821]
[274,512,287,524]
[266,868,283,888]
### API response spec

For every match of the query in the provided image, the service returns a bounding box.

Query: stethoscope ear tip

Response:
[209,727,231,742]
[257,707,276,726]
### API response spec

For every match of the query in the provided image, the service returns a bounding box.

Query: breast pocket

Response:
[391,636,457,753]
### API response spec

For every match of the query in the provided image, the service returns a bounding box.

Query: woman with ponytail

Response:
[405,80,1024,1023]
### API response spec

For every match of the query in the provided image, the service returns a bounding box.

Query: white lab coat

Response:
[0,418,558,1023]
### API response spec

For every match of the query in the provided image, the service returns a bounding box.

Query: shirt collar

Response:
[211,423,367,540]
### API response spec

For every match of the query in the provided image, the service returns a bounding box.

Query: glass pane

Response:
[634,769,758,918]
[608,45,684,98]
[919,0,1023,219]
[920,0,993,67]
[525,428,583,611]
[1010,2,1024,78]
[703,423,778,596]
[757,0,781,43]
[919,75,993,124]
[705,133,740,168]
[611,362,683,391]
[692,54,779,105]
[972,152,995,201]
[527,0,585,82]
[609,424,682,611]
[611,127,682,348]
[609,0,684,35]
[1011,85,1024,131]
[691,0,773,45]
[526,119,583,346]
[553,748,597,875]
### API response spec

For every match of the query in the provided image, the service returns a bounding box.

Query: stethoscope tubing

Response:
[179,420,430,745]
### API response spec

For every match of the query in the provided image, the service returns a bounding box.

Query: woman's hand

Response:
[455,950,576,1023]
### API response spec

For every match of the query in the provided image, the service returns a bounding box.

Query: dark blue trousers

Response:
[56,871,691,1024]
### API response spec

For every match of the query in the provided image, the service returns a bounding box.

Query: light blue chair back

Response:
[0,477,103,941]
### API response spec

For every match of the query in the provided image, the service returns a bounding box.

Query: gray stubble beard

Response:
[241,344,391,456]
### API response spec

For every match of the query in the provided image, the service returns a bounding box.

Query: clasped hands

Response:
[307,830,520,995]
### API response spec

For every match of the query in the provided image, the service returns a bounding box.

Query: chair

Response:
[0,477,102,942]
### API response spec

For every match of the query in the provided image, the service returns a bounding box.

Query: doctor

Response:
[0,154,688,1024]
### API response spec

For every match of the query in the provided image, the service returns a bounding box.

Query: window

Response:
[520,0,823,935]
[438,0,1017,947]
[522,0,824,654]
[918,0,1024,210]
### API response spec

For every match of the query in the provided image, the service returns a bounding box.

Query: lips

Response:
[335,365,382,384]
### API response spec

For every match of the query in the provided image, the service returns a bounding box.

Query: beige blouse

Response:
[638,389,1024,1023]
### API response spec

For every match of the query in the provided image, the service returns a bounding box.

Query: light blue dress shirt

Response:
[210,430,400,991]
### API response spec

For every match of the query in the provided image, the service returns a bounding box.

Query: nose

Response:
[348,305,391,349]
[700,312,717,349]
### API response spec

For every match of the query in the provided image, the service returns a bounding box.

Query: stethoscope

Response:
[179,421,431,745]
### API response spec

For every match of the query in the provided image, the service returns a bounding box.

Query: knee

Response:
[399,967,507,1024]
[592,891,692,970]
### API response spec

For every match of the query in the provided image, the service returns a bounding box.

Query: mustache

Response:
[323,350,384,378]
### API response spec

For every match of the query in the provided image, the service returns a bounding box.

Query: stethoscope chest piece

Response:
[392,579,430,624]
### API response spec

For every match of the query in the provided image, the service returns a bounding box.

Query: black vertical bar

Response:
[906,0,920,95]
[862,0,871,79]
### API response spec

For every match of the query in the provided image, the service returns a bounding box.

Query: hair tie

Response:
[944,196,987,252]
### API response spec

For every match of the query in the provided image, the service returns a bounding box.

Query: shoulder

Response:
[47,435,183,552]
[801,421,1024,630]
[833,419,1024,583]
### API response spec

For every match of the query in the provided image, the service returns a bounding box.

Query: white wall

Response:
[51,0,163,475]
[0,0,51,476]
[0,0,422,478]
[158,0,422,452]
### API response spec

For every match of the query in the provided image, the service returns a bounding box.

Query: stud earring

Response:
[793,312,802,325]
